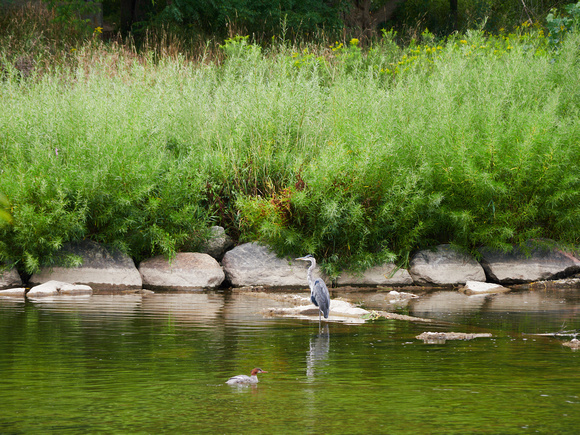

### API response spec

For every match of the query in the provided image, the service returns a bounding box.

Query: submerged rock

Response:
[409,244,485,286]
[139,252,225,290]
[479,240,580,284]
[461,281,511,296]
[29,240,142,290]
[222,243,322,287]
[562,339,580,350]
[416,331,493,344]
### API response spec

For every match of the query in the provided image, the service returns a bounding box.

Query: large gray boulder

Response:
[201,226,234,261]
[221,243,322,288]
[139,252,225,290]
[409,244,486,286]
[0,267,22,289]
[29,240,142,290]
[479,241,580,284]
[336,263,413,286]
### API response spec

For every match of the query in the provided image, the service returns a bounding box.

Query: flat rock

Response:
[461,280,511,296]
[201,226,234,261]
[139,252,225,290]
[29,240,142,290]
[563,339,580,349]
[337,263,413,286]
[0,288,26,297]
[479,241,580,284]
[27,280,93,298]
[409,244,486,285]
[222,243,324,287]
[416,331,492,344]
[0,267,22,289]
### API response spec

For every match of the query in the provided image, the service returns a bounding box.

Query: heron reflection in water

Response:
[295,254,330,323]
[307,323,330,379]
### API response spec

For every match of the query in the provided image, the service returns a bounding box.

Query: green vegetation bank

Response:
[1,4,579,277]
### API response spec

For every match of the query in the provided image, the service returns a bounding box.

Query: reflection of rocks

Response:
[411,291,487,316]
[461,281,511,296]
[409,244,485,286]
[349,290,418,311]
[337,264,413,286]
[141,293,223,322]
[29,240,142,290]
[139,253,225,290]
[222,243,322,287]
[0,267,22,289]
[479,241,580,284]
[416,331,492,344]
[487,292,565,312]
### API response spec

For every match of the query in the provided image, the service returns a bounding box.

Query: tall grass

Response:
[1,9,579,275]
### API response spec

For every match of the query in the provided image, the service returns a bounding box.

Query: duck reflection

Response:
[306,323,329,380]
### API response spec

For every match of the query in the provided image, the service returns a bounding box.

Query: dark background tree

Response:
[105,0,563,40]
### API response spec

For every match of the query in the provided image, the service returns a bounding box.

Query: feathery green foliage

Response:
[1,5,579,275]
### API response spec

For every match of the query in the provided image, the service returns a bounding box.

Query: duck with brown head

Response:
[225,368,268,385]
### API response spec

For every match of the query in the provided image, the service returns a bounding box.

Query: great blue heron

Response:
[296,254,330,322]
[225,368,268,385]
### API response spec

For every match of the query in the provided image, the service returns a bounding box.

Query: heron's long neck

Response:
[307,259,316,287]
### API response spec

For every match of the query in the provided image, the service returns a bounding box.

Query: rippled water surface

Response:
[1,289,579,434]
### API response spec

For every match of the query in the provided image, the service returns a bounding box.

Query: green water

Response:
[1,290,579,434]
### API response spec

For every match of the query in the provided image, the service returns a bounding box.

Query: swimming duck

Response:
[225,368,268,385]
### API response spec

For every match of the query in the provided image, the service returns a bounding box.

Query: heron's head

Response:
[295,254,315,263]
[251,368,268,375]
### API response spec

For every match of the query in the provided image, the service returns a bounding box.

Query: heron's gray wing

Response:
[313,278,330,318]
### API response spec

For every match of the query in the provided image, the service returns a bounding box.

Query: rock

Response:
[563,339,580,350]
[409,244,486,285]
[479,240,580,284]
[27,280,93,298]
[0,288,26,297]
[416,332,493,344]
[336,263,413,286]
[27,280,62,297]
[139,253,225,290]
[58,283,93,295]
[0,267,22,289]
[222,243,323,287]
[201,226,234,261]
[29,240,142,290]
[461,281,511,296]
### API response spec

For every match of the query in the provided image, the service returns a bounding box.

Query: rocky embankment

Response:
[1,226,579,298]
